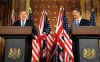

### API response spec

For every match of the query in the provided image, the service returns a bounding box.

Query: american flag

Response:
[29,8,37,35]
[38,12,45,37]
[89,9,96,26]
[32,39,40,62]
[55,8,64,62]
[44,12,51,35]
[32,11,46,62]
[62,8,74,62]
[11,9,16,25]
[44,12,54,54]
[46,33,54,54]
[63,30,74,62]
[55,8,74,62]
[29,8,33,23]
[38,11,48,62]
[62,10,69,33]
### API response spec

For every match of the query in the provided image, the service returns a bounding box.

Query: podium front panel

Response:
[79,39,99,62]
[0,26,32,62]
[5,38,25,62]
[4,36,32,62]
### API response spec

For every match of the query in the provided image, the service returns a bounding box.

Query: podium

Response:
[0,26,32,62]
[72,26,100,62]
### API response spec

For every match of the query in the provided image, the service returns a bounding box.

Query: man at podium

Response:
[13,11,37,35]
[71,8,89,26]
[13,11,32,27]
[71,8,89,62]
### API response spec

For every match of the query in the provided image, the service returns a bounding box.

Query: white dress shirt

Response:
[75,17,82,25]
[21,20,26,27]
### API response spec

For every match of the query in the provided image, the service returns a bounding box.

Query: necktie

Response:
[22,20,24,27]
[75,20,79,26]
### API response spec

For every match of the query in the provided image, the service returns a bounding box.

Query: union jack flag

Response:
[55,8,74,62]
[55,8,64,62]
[32,11,46,62]
[32,39,40,62]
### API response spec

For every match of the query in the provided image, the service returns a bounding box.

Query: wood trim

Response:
[0,26,32,35]
[72,26,100,35]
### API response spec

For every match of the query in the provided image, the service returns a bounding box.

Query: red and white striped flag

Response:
[31,11,46,62]
[55,8,63,36]
[38,11,46,38]
[63,30,74,62]
[38,11,47,62]
[46,32,54,54]
[55,8,74,62]
[55,8,64,62]
[55,7,64,50]
[32,39,40,62]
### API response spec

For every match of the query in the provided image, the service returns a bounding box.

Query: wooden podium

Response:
[0,26,32,62]
[72,26,100,62]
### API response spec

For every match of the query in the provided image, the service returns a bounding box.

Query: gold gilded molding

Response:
[26,0,30,15]
[80,0,85,18]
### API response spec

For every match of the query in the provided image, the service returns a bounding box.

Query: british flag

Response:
[63,30,74,62]
[32,39,40,62]
[62,8,74,62]
[44,12,54,54]
[55,8,64,62]
[55,8,74,62]
[32,11,46,62]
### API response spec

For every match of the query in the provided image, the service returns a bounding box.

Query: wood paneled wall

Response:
[0,0,26,26]
[0,0,100,27]
[12,0,26,21]
[0,0,100,62]
[0,2,11,26]
[93,0,100,26]
[31,0,80,31]
[81,0,100,26]
[0,37,5,62]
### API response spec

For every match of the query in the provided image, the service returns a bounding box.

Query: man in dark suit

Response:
[13,11,37,35]
[13,11,37,62]
[13,11,32,26]
[71,9,89,62]
[71,8,89,26]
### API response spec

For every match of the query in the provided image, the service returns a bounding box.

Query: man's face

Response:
[72,10,81,20]
[20,11,28,20]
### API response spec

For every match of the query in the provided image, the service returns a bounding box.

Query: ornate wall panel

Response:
[0,0,100,27]
[93,0,100,26]
[31,0,80,30]
[0,2,11,26]
[81,0,100,26]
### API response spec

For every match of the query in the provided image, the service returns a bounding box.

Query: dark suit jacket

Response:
[71,19,89,26]
[79,19,89,26]
[13,20,32,26]
[13,20,37,35]
[71,19,89,62]
[70,18,89,34]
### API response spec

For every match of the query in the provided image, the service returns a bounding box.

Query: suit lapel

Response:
[18,21,21,26]
[79,20,82,25]
[80,19,86,26]
[25,20,29,26]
